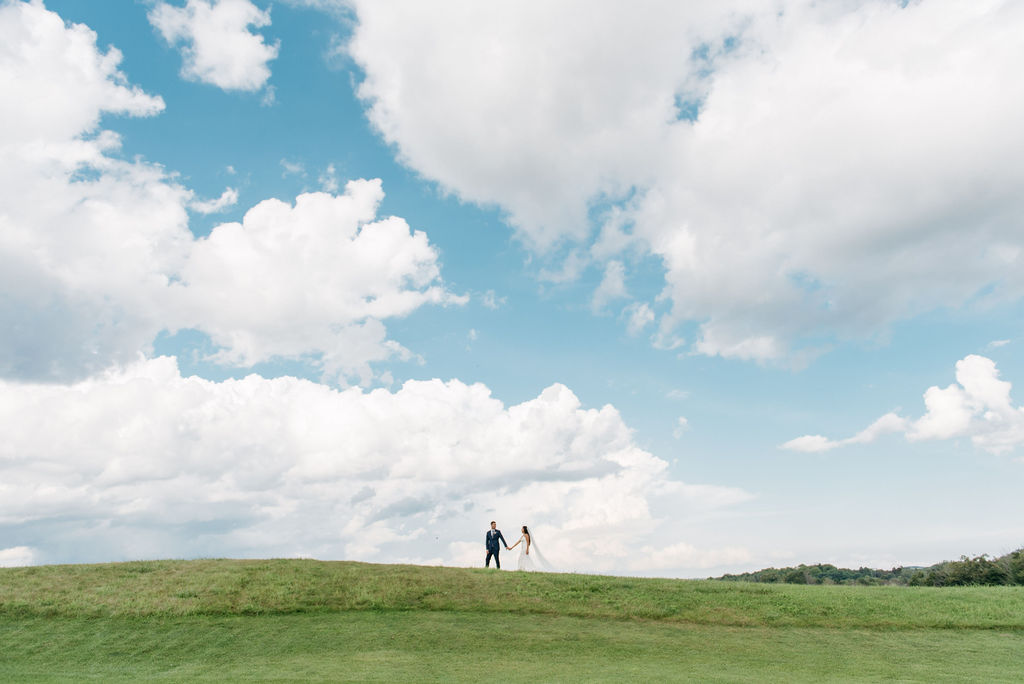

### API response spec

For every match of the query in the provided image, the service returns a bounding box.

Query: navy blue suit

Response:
[485,528,507,568]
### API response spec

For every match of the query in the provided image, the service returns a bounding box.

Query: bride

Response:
[507,525,550,571]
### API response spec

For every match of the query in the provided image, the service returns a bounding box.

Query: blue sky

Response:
[1,0,1022,575]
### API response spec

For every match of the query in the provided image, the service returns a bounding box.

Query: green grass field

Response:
[2,560,1022,681]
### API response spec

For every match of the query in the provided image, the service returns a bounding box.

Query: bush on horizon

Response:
[716,547,1024,587]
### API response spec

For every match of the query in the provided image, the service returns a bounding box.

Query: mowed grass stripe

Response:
[2,613,1023,683]
[1,559,1023,629]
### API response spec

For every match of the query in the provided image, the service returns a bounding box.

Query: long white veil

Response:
[525,529,554,571]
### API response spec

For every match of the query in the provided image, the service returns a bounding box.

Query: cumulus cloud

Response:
[149,0,278,92]
[348,0,1024,361]
[0,546,36,567]
[1,2,458,384]
[176,181,463,383]
[783,355,1024,455]
[0,0,188,381]
[348,0,712,249]
[0,357,752,574]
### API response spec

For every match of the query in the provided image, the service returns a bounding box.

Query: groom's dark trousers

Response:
[485,529,507,568]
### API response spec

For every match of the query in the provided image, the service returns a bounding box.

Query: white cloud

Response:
[149,0,278,92]
[348,0,1024,361]
[177,181,463,383]
[348,1,718,250]
[591,260,627,313]
[280,158,305,176]
[190,187,239,214]
[988,339,1011,349]
[782,413,906,453]
[0,546,36,567]
[907,355,1024,453]
[783,355,1024,455]
[673,416,689,439]
[780,434,836,454]
[0,1,165,141]
[0,357,752,575]
[651,317,687,351]
[0,2,459,385]
[624,302,654,336]
[319,163,339,193]
[0,0,188,381]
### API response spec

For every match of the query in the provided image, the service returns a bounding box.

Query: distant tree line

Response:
[712,548,1024,586]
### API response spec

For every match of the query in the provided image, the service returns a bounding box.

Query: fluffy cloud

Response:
[1,1,456,384]
[0,0,189,381]
[0,1,165,139]
[0,357,752,574]
[149,0,278,92]
[349,0,713,249]
[0,546,36,567]
[783,355,1024,455]
[176,181,462,383]
[348,0,1024,361]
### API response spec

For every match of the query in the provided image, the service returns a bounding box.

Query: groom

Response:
[485,520,508,569]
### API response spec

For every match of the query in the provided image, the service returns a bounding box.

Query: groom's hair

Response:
[490,521,496,525]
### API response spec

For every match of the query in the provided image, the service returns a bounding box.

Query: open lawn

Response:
[2,560,1022,681]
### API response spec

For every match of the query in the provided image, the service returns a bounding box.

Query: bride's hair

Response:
[522,525,529,534]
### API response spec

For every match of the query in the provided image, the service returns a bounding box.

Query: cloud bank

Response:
[0,357,752,574]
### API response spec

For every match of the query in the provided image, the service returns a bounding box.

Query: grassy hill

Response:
[2,559,1023,681]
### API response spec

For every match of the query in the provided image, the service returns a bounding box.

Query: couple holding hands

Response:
[485,521,549,571]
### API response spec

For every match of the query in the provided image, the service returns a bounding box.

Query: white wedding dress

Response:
[516,535,534,571]
[515,534,551,571]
